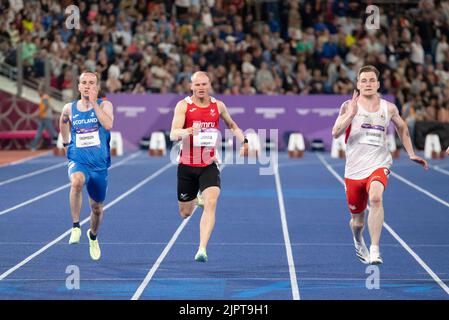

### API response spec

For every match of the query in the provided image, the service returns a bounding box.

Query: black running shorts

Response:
[177,163,221,202]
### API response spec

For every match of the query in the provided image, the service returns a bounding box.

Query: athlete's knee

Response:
[90,202,103,216]
[71,176,84,192]
[179,205,193,219]
[369,192,383,206]
[350,218,365,229]
[204,197,218,210]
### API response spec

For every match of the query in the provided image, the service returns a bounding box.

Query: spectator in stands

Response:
[332,67,353,94]
[29,85,58,151]
[426,95,439,121]
[437,95,449,123]
[401,92,418,146]
[309,69,325,94]
[0,0,447,132]
[21,33,37,76]
[441,88,449,123]
[241,77,256,95]
[106,71,122,93]
[255,62,274,93]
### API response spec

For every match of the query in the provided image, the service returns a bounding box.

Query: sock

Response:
[370,245,380,254]
[73,222,80,228]
[89,231,97,241]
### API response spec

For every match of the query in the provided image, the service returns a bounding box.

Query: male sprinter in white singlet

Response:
[170,71,248,262]
[332,65,428,265]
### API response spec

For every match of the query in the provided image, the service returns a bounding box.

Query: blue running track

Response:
[0,151,448,300]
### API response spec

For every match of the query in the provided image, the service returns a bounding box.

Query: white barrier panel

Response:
[53,132,65,156]
[424,134,442,159]
[223,138,233,149]
[246,132,261,157]
[288,133,305,157]
[110,131,124,156]
[149,131,166,156]
[387,133,400,158]
[331,135,346,158]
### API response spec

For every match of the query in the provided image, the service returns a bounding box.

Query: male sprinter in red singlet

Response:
[170,71,248,262]
[332,65,428,265]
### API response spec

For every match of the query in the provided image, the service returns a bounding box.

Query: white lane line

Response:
[0,241,427,247]
[132,161,229,300]
[274,161,301,300]
[0,162,67,187]
[0,152,142,217]
[0,151,52,168]
[3,277,446,282]
[390,172,449,210]
[316,153,449,295]
[0,148,148,185]
[432,165,449,177]
[131,209,196,300]
[0,161,174,281]
[316,153,345,185]
[281,160,346,169]
[382,223,449,294]
[0,184,70,217]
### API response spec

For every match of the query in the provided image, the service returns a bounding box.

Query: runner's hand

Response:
[88,86,99,104]
[239,142,249,157]
[185,127,200,136]
[348,90,359,116]
[410,154,429,170]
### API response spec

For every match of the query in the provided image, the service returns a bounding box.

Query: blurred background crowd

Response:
[1,0,449,135]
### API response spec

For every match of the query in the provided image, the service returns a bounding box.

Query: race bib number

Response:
[76,130,100,148]
[359,124,384,146]
[193,131,218,147]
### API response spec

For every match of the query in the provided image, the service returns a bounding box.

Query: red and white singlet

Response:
[344,98,392,180]
[179,96,220,167]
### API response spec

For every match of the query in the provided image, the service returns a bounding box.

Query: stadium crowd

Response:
[1,0,449,132]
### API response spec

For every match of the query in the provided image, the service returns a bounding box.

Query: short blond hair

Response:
[79,71,100,85]
[357,65,380,80]
[190,71,211,82]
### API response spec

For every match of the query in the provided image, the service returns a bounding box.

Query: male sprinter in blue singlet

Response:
[59,72,114,260]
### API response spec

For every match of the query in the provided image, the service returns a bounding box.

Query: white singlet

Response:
[344,98,392,180]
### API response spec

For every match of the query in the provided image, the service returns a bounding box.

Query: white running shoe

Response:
[87,229,101,261]
[194,247,208,262]
[196,193,204,209]
[69,227,81,244]
[353,237,370,264]
[369,247,383,265]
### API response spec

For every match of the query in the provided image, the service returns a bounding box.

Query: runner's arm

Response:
[170,101,192,141]
[59,103,72,144]
[332,101,354,139]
